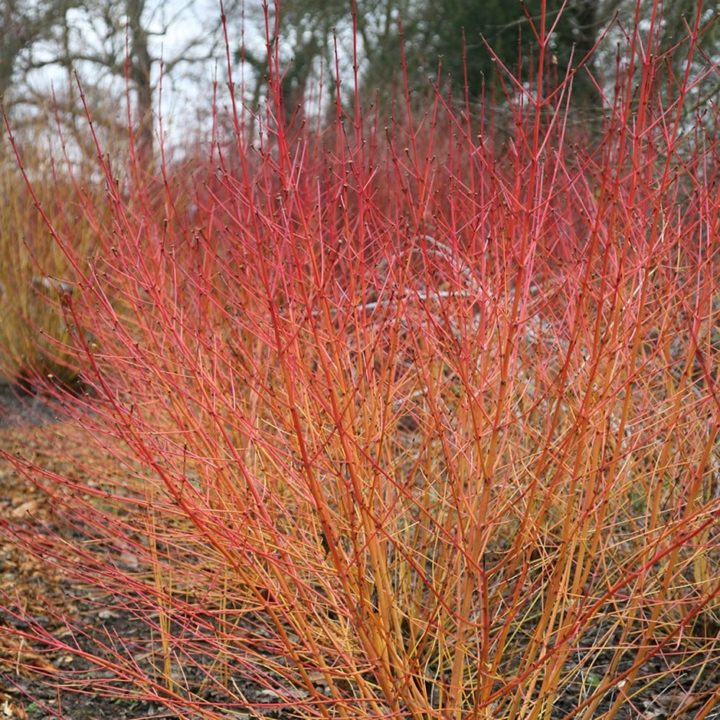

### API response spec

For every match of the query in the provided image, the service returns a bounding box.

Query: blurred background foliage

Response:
[1,0,718,148]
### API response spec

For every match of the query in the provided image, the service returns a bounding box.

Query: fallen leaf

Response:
[10,500,39,518]
[119,550,139,570]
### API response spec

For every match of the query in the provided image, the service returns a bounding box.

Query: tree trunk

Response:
[126,0,154,163]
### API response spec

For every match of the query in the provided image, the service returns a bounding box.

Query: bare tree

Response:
[4,0,235,159]
[1,0,83,105]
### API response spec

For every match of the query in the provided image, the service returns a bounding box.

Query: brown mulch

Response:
[1,423,64,719]
[0,394,172,720]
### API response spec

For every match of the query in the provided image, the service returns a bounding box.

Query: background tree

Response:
[237,0,718,132]
[237,0,420,125]
[3,0,717,154]
[658,1,719,118]
[237,0,623,123]
[3,0,236,160]
[1,0,80,104]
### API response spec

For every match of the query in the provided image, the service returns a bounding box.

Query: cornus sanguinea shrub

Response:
[2,3,719,718]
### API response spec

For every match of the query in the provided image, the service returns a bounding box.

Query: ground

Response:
[1,383,719,719]
[0,384,169,718]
